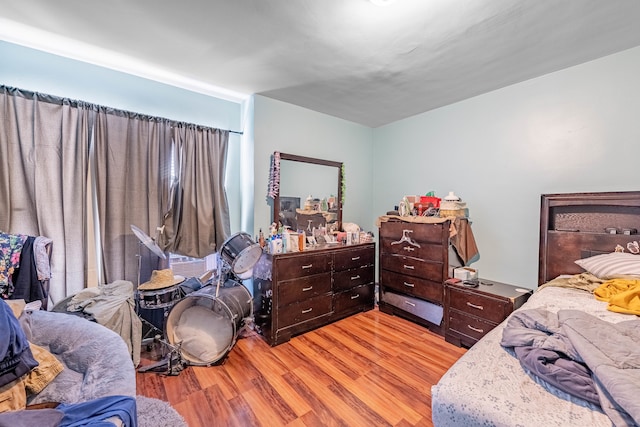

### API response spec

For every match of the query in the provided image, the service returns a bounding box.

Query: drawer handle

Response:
[403,301,416,307]
[351,256,361,261]
[351,275,361,280]
[403,281,415,288]
[302,286,313,292]
[403,264,415,270]
[301,264,313,270]
[403,246,415,252]
[467,325,484,334]
[301,308,313,314]
[350,294,360,300]
[466,302,484,310]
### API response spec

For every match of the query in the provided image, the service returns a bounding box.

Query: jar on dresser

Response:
[253,242,375,346]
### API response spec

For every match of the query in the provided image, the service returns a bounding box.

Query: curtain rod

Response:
[2,84,244,136]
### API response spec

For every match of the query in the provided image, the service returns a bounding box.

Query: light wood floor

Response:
[136,308,466,427]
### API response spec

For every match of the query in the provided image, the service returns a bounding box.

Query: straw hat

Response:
[139,269,185,290]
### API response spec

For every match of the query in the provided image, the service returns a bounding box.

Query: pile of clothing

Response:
[57,280,142,367]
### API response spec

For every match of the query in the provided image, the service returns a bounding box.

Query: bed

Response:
[431,191,640,427]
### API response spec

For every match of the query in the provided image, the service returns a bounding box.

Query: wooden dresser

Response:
[378,219,450,335]
[254,242,375,346]
[444,279,531,348]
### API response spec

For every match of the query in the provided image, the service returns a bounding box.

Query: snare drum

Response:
[220,232,262,274]
[165,281,253,365]
[138,284,182,309]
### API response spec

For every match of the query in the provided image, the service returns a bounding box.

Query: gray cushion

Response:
[20,310,136,405]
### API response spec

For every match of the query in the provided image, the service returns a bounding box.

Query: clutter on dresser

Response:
[259,220,374,255]
[391,191,470,219]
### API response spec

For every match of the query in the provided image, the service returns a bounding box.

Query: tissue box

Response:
[453,267,478,281]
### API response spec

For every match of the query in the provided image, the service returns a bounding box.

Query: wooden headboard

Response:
[539,191,640,286]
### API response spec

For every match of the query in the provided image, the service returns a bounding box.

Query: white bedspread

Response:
[431,286,634,427]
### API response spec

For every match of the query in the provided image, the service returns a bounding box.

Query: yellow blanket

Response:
[594,278,640,316]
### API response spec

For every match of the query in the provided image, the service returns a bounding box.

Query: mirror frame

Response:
[273,152,343,232]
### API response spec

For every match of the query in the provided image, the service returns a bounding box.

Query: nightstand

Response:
[444,278,532,348]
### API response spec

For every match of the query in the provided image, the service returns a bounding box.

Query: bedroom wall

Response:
[252,95,374,238]
[0,40,245,234]
[5,40,638,291]
[372,45,640,289]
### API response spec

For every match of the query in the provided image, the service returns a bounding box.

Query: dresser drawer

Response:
[275,252,332,281]
[333,245,375,271]
[380,270,443,303]
[447,310,497,341]
[447,287,510,324]
[333,266,374,292]
[381,290,443,325]
[380,221,447,244]
[278,294,332,328]
[334,284,374,314]
[380,254,444,283]
[277,272,332,307]
[380,238,445,262]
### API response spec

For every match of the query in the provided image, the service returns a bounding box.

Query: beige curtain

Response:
[160,125,230,258]
[93,109,173,284]
[0,86,91,304]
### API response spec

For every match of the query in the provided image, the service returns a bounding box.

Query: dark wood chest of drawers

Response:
[378,219,450,334]
[254,243,375,346]
[444,279,531,348]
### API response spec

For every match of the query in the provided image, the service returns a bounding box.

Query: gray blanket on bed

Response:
[501,309,640,427]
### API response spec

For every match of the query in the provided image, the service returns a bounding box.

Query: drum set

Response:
[132,228,263,375]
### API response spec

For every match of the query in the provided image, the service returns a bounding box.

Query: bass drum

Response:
[165,281,253,366]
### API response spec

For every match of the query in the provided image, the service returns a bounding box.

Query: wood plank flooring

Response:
[136,308,466,427]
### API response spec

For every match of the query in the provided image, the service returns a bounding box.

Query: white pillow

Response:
[575,252,640,279]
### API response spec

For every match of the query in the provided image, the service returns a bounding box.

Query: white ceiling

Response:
[1,0,640,127]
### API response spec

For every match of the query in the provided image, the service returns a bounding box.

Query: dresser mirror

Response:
[272,152,343,233]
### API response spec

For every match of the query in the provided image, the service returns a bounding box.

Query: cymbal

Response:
[131,224,166,259]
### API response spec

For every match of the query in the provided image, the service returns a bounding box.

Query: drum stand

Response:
[138,338,186,376]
